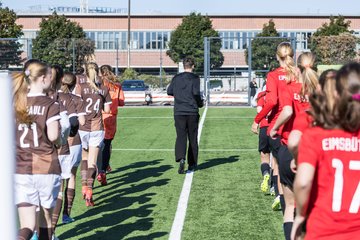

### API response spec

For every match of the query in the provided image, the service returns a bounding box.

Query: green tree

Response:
[33,12,94,71]
[0,5,23,69]
[245,19,287,74]
[313,15,352,37]
[310,15,357,64]
[167,12,223,73]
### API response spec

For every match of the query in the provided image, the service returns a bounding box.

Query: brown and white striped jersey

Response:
[16,93,61,175]
[76,80,112,132]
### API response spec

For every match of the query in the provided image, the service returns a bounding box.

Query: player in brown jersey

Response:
[59,72,85,224]
[76,62,112,206]
[14,60,61,240]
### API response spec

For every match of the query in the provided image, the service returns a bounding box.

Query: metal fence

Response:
[203,36,296,106]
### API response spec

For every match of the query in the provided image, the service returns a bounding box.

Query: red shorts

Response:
[103,114,117,139]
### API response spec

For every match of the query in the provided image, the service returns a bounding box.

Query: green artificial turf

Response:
[55,107,283,240]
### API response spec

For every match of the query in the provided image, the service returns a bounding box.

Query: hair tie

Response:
[24,70,30,76]
[352,93,360,101]
[303,64,312,69]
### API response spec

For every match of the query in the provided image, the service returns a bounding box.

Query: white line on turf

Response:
[112,148,257,152]
[117,116,254,119]
[169,106,208,240]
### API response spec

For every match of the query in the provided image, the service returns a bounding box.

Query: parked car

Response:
[122,80,152,105]
[122,80,149,91]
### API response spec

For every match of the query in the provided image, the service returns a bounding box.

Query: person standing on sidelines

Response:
[96,65,125,186]
[167,57,204,174]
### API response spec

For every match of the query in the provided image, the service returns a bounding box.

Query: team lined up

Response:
[13,60,124,240]
[252,42,360,240]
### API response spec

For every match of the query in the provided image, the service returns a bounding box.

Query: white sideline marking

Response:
[169,106,208,240]
[117,116,254,119]
[112,148,257,152]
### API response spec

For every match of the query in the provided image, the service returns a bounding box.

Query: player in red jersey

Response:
[252,42,298,213]
[292,62,360,240]
[269,52,318,240]
[288,69,337,160]
[96,65,125,186]
[14,60,61,240]
[76,63,112,207]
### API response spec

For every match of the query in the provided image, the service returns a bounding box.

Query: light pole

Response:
[115,38,119,75]
[160,37,163,89]
[127,0,131,69]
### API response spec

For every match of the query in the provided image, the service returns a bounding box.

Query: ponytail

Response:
[61,72,77,93]
[297,52,319,96]
[85,63,99,91]
[13,72,32,124]
[276,42,297,83]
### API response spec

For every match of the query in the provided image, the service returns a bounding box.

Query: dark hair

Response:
[51,65,64,90]
[100,65,117,83]
[334,62,360,132]
[308,69,337,129]
[183,57,195,69]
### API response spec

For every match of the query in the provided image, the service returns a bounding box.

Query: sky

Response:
[2,0,360,15]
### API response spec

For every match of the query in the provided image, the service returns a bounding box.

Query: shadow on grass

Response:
[58,159,170,240]
[197,155,240,171]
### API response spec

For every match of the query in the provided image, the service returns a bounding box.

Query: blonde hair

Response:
[85,62,99,91]
[61,72,77,93]
[276,42,297,83]
[297,52,319,96]
[13,60,47,124]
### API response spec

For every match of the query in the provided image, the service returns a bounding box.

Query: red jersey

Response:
[298,127,360,240]
[279,81,310,145]
[292,111,313,134]
[254,67,288,135]
[257,91,269,128]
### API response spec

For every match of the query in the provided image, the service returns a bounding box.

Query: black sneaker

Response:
[178,159,185,174]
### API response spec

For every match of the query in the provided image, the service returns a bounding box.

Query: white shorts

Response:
[15,174,61,209]
[70,144,82,168]
[59,155,72,179]
[78,130,104,149]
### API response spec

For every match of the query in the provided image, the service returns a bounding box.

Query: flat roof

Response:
[16,12,360,18]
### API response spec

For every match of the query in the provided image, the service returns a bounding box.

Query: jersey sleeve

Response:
[254,72,278,124]
[46,101,61,126]
[118,84,125,107]
[298,129,320,167]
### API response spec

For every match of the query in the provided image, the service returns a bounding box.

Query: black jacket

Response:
[167,72,203,115]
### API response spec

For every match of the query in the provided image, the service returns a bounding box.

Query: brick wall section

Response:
[16,14,360,68]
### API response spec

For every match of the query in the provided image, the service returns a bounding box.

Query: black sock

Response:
[283,222,293,240]
[280,194,285,215]
[260,163,270,176]
[272,175,279,196]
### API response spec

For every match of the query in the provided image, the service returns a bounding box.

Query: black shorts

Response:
[258,127,270,153]
[278,144,295,189]
[269,136,281,160]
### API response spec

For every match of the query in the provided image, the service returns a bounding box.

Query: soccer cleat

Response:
[82,186,88,200]
[30,231,38,240]
[97,172,107,186]
[62,214,75,224]
[85,189,94,207]
[106,165,112,173]
[178,159,185,174]
[272,195,281,211]
[261,174,270,193]
[269,186,276,196]
[51,234,59,240]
